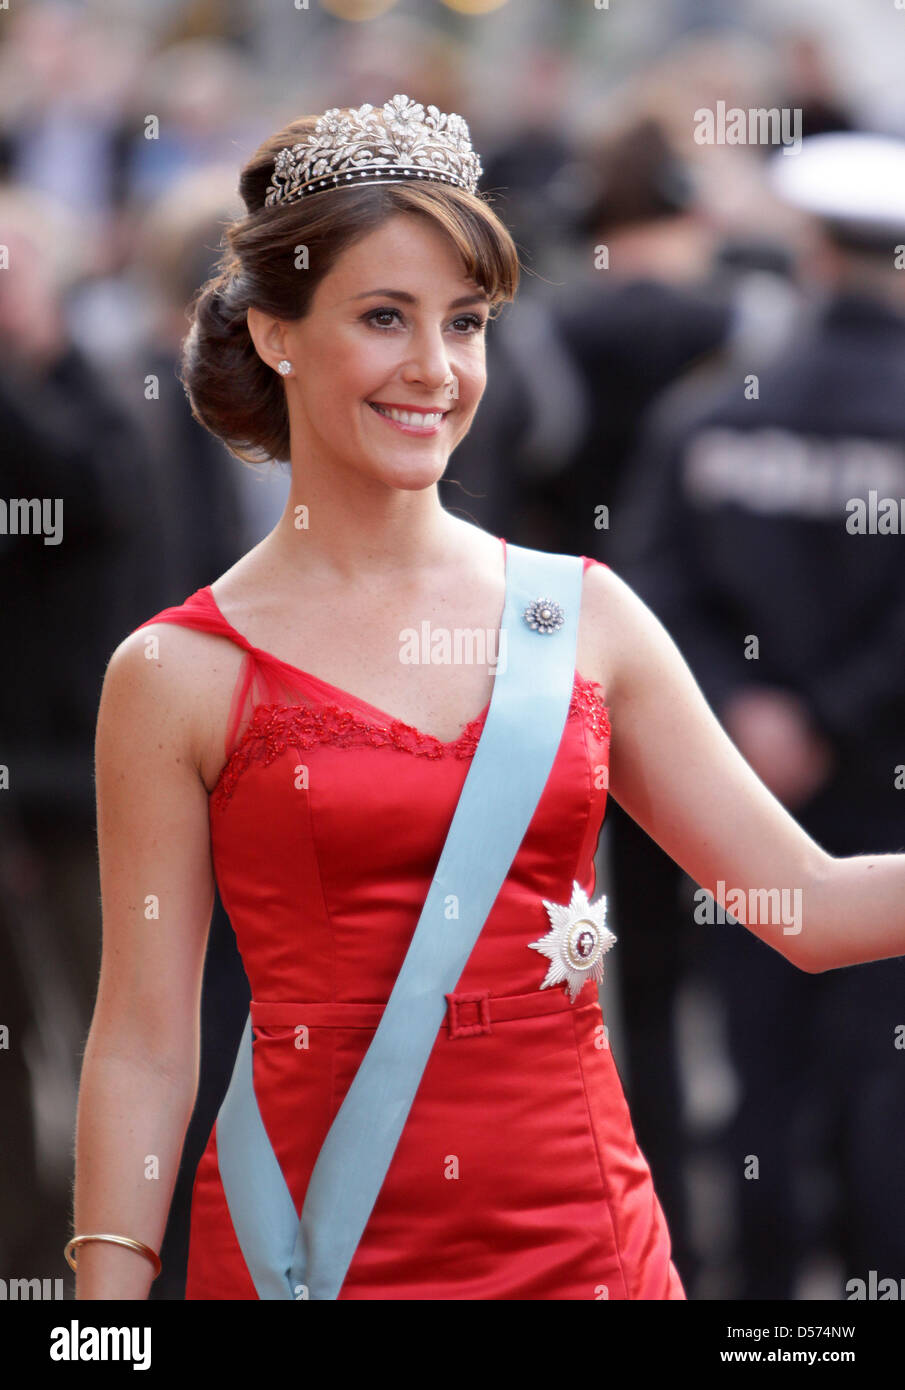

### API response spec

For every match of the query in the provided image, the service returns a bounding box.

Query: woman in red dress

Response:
[70,97,905,1300]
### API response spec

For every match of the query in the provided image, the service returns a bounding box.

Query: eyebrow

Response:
[349,288,489,308]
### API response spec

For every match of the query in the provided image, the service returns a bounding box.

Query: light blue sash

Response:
[215,543,584,1299]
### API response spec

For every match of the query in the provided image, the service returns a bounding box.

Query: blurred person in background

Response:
[0,185,159,1280]
[121,38,261,209]
[615,132,905,1298]
[476,45,580,266]
[0,1,142,229]
[775,29,856,139]
[108,166,252,606]
[549,25,858,563]
[444,44,604,548]
[551,113,733,560]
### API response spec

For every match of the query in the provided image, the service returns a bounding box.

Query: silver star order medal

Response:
[529,881,617,1002]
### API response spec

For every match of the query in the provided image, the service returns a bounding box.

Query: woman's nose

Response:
[401,329,453,388]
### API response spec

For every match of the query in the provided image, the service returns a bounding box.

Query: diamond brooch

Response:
[528,881,617,1002]
[523,597,564,634]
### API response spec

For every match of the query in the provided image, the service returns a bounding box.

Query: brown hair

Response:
[179,112,522,465]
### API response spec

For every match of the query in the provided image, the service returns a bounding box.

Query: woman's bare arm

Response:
[595,566,905,974]
[73,624,216,1298]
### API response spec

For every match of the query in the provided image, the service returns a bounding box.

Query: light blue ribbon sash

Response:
[215,543,584,1299]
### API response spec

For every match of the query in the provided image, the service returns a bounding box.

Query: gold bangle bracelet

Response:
[64,1234,162,1279]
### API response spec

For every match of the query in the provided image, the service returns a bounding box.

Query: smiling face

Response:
[248,212,490,492]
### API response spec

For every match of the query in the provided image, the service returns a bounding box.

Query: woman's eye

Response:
[367,308,402,328]
[452,314,487,334]
[364,308,487,333]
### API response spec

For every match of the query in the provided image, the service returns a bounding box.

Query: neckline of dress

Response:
[202,536,514,749]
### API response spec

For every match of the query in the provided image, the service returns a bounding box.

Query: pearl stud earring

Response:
[277,360,292,376]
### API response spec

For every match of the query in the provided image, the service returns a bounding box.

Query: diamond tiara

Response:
[263,94,483,209]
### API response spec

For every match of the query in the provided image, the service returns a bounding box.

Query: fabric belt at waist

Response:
[251,983,597,1036]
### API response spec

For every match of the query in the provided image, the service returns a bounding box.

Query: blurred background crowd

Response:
[1,0,904,1301]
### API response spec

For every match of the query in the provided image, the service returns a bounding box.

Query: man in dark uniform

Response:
[616,134,905,1299]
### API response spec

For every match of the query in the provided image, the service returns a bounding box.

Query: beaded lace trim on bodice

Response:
[211,678,611,808]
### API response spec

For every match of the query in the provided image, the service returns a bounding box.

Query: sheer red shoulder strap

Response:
[132,587,277,765]
[133,587,238,641]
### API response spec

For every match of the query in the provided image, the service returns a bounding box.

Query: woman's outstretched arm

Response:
[73,624,215,1298]
[594,565,904,974]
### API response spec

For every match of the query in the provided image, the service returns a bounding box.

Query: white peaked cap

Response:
[769,132,905,234]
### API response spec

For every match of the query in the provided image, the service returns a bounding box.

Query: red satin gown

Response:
[137,543,685,1300]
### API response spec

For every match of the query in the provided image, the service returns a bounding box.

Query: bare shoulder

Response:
[97,621,241,784]
[579,561,671,711]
